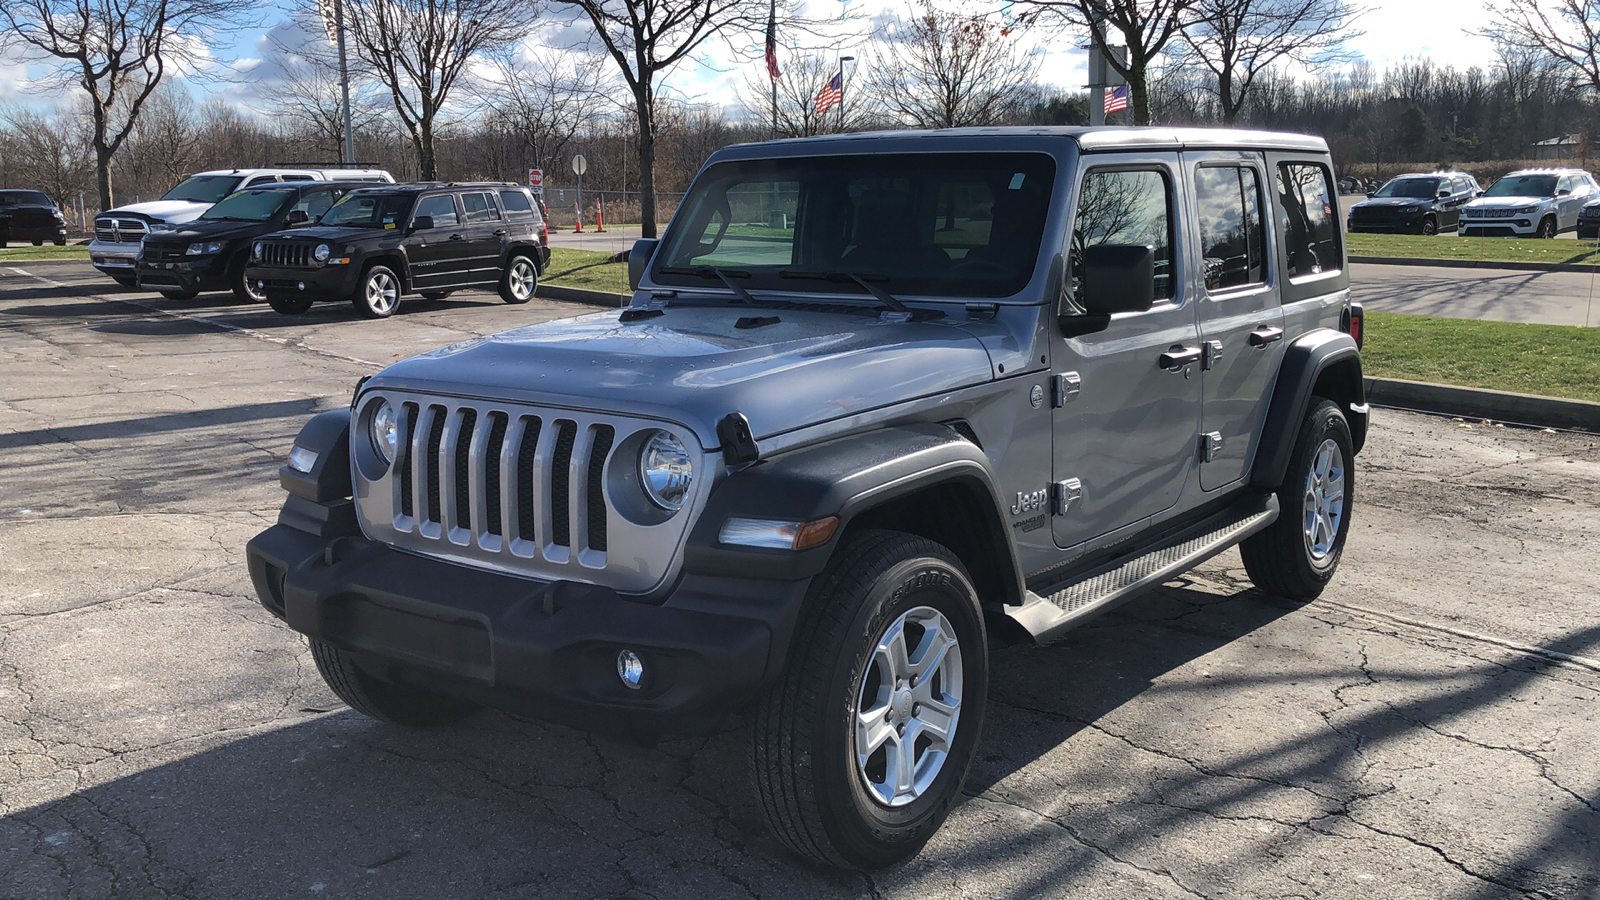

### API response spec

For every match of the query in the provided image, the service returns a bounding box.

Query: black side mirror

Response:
[628,238,659,291]
[1558,189,1572,197]
[286,209,310,225]
[1081,244,1155,315]
[1437,190,1451,199]
[1365,191,1375,198]
[410,215,434,232]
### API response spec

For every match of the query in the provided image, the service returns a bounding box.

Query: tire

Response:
[1240,399,1354,600]
[159,288,199,301]
[1418,215,1437,236]
[112,275,137,287]
[53,238,66,246]
[231,255,266,303]
[1537,216,1557,239]
[499,254,538,304]
[309,639,476,727]
[353,264,402,318]
[268,294,315,314]
[31,240,42,246]
[420,290,453,301]
[749,530,988,870]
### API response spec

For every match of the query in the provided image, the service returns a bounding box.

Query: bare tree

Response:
[119,83,202,195]
[543,0,776,237]
[1483,0,1600,95]
[741,53,867,136]
[336,0,536,179]
[0,0,258,208]
[487,49,613,175]
[266,33,389,159]
[1176,0,1363,124]
[0,105,94,208]
[864,0,1037,129]
[1012,0,1195,125]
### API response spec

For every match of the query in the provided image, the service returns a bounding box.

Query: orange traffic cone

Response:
[595,199,606,233]
[573,198,584,233]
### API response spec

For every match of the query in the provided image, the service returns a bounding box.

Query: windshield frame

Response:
[1373,177,1442,200]
[317,191,416,229]
[1483,174,1559,198]
[160,175,246,205]
[199,188,296,222]
[652,151,1060,302]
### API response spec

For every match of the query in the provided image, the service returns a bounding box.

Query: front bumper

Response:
[1348,212,1426,233]
[244,263,358,301]
[2,223,67,243]
[247,500,810,735]
[136,254,229,293]
[1459,215,1541,237]
[88,238,140,273]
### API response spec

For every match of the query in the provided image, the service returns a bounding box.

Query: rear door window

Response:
[1194,165,1267,292]
[461,192,501,223]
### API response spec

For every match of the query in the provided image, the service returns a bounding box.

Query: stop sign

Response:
[527,168,543,188]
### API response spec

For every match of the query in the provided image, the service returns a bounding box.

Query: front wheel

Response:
[231,256,266,302]
[1240,398,1354,599]
[749,530,988,870]
[1418,215,1437,236]
[353,264,402,318]
[268,294,315,314]
[310,640,477,727]
[499,254,538,304]
[1537,216,1558,239]
[159,288,199,301]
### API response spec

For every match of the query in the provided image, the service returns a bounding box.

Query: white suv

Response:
[1459,167,1598,238]
[90,166,393,285]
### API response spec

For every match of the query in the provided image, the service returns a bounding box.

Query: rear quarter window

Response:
[499,189,537,221]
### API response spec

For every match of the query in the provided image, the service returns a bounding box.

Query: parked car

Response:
[245,182,549,318]
[0,189,69,247]
[246,127,1366,869]
[133,182,367,302]
[1346,171,1481,235]
[1577,200,1600,239]
[90,166,393,285]
[1459,167,1599,238]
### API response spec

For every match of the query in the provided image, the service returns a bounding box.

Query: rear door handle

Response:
[449,233,465,241]
[1158,346,1203,370]
[493,229,507,236]
[1248,326,1285,347]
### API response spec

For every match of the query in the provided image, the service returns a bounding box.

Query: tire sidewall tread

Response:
[1241,398,1354,599]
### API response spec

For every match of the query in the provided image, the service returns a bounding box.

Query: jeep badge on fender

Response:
[247,127,1366,871]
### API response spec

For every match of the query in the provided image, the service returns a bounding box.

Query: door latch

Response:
[1202,340,1224,370]
[1052,478,1083,516]
[1052,371,1082,407]
[1200,432,1223,462]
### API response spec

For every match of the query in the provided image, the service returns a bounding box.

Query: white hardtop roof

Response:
[190,167,392,178]
[739,126,1328,154]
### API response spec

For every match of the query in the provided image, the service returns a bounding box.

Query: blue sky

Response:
[0,0,1501,117]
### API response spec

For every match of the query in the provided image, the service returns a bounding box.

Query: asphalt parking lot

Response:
[2,264,1598,899]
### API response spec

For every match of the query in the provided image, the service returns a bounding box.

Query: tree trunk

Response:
[95,143,114,211]
[635,88,658,238]
[1219,68,1237,125]
[419,116,437,181]
[1131,77,1151,126]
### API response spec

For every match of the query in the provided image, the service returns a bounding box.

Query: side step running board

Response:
[1005,495,1279,644]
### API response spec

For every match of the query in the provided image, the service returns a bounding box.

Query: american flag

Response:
[765,0,781,81]
[815,70,843,114]
[1104,84,1129,114]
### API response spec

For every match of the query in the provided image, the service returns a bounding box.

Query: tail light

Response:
[1343,302,1364,348]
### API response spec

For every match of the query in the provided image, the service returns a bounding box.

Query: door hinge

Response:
[1052,371,1082,407]
[1200,431,1223,462]
[1052,478,1083,516]
[1202,340,1224,371]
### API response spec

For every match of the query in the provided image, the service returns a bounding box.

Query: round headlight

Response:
[252,241,263,260]
[314,243,332,262]
[370,399,399,466]
[639,431,694,511]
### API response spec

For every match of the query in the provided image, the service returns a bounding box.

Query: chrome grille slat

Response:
[357,392,704,593]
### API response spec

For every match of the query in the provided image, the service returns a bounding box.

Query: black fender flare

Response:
[1251,329,1367,490]
[683,423,1025,605]
[504,242,545,274]
[279,409,352,503]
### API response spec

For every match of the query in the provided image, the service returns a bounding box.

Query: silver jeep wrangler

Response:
[247,127,1366,870]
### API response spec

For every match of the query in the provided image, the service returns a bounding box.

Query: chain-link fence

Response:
[537,188,686,230]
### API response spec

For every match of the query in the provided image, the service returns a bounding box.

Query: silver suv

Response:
[247,128,1367,870]
[1460,167,1598,238]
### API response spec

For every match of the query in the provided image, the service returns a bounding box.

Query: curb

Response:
[1366,377,1600,432]
[536,283,628,306]
[1350,255,1600,273]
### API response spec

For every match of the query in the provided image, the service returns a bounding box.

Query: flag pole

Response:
[769,0,778,139]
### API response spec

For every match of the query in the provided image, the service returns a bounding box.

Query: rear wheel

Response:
[310,640,476,727]
[1537,216,1558,239]
[749,530,988,870]
[353,264,402,318]
[159,288,199,301]
[1241,399,1354,599]
[499,254,537,304]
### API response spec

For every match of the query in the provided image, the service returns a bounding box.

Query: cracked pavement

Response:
[2,262,1598,899]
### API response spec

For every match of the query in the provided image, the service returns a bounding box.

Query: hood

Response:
[1353,197,1433,209]
[264,225,380,242]
[144,218,288,244]
[363,305,997,448]
[98,200,212,224]
[1465,196,1551,210]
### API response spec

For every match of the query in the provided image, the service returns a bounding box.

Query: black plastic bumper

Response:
[246,506,812,735]
[137,257,228,293]
[244,263,359,301]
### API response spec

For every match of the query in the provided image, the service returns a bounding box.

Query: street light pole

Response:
[336,0,354,166]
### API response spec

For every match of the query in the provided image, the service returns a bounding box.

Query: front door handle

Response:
[493,229,508,236]
[1249,326,1285,347]
[449,233,465,241]
[1159,346,1203,370]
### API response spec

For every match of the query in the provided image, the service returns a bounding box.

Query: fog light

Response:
[298,281,306,291]
[256,280,265,291]
[616,650,644,690]
[287,444,318,474]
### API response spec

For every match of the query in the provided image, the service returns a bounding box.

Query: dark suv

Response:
[0,189,68,247]
[246,183,550,318]
[1346,171,1480,234]
[135,182,363,301]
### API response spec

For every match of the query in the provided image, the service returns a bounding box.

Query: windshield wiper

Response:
[658,266,773,306]
[778,269,916,315]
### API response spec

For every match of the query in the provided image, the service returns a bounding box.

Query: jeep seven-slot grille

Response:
[394,404,609,558]
[258,241,313,267]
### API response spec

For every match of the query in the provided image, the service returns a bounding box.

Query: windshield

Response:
[0,190,52,207]
[320,193,414,229]
[201,189,293,221]
[1374,178,1441,199]
[654,152,1057,299]
[1484,175,1558,198]
[161,175,245,204]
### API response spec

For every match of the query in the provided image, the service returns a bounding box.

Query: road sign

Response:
[571,154,588,176]
[528,168,543,189]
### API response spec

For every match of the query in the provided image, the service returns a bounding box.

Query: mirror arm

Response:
[1057,313,1111,338]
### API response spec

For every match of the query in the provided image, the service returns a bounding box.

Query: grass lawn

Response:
[1347,232,1600,266]
[0,244,89,262]
[544,247,629,295]
[1363,311,1600,403]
